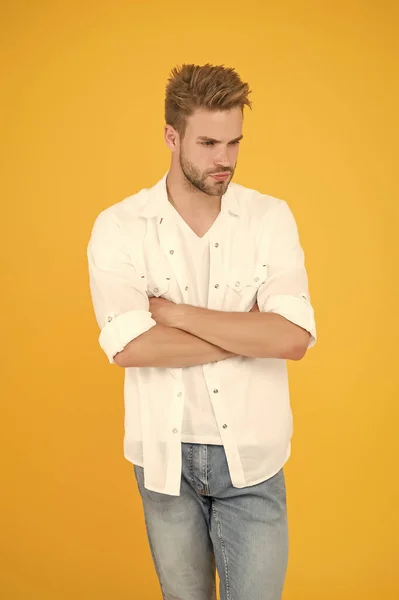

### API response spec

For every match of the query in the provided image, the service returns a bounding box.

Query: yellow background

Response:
[1,1,398,598]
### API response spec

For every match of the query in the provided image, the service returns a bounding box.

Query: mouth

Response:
[210,172,230,182]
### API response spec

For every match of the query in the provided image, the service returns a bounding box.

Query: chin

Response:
[212,189,227,197]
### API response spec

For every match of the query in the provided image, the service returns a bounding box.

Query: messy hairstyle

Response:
[165,63,252,137]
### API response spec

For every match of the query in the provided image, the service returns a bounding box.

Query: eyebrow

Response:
[197,135,244,143]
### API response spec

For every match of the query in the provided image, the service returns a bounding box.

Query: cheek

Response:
[184,144,206,164]
[230,146,240,161]
[195,149,211,169]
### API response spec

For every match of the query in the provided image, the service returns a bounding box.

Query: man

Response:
[87,63,317,600]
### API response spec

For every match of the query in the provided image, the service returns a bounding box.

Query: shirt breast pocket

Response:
[225,263,268,311]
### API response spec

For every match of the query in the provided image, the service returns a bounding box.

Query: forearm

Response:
[114,323,236,368]
[174,306,309,360]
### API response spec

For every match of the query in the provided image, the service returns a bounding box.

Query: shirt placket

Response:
[203,221,246,488]
[158,215,191,304]
[156,216,189,494]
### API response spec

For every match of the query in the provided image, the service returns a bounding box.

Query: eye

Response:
[230,140,241,145]
[201,141,215,146]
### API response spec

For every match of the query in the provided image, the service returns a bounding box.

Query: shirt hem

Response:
[180,435,223,445]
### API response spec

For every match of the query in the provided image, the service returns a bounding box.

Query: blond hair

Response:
[165,63,252,137]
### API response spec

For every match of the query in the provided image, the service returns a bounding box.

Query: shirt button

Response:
[153,287,159,293]
[254,277,259,282]
[185,286,189,291]
[235,281,240,287]
[107,316,113,322]
[177,392,182,397]
[169,250,174,255]
[213,389,219,394]
[172,428,178,434]
[214,284,219,289]
[214,242,219,247]
[222,424,228,429]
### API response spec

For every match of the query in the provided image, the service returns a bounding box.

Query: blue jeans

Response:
[133,443,288,600]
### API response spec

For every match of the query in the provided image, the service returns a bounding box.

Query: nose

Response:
[214,146,230,168]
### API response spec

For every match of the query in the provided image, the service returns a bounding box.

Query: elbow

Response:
[287,331,311,361]
[288,345,307,361]
[113,351,126,367]
[111,328,156,367]
[113,349,135,368]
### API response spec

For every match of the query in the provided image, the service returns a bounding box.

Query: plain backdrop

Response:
[1,1,398,598]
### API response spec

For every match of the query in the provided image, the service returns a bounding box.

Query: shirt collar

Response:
[138,171,240,219]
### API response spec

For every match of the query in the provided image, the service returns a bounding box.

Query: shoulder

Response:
[91,187,149,228]
[88,186,153,256]
[230,181,290,222]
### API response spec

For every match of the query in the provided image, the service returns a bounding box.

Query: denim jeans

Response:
[133,443,288,600]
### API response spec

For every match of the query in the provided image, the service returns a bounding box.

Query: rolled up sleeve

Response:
[257,201,317,349]
[87,210,156,363]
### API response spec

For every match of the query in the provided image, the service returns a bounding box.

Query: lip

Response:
[211,173,230,181]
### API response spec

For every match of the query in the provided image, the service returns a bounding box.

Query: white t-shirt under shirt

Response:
[165,199,223,444]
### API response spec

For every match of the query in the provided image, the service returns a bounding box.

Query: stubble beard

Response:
[179,150,234,197]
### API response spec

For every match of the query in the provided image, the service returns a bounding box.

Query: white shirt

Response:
[87,172,317,496]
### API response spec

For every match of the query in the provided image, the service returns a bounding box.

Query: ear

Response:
[164,125,179,152]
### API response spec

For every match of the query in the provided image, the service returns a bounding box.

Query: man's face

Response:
[178,107,243,196]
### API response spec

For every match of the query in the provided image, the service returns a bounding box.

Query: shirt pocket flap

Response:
[227,264,268,293]
[147,274,172,298]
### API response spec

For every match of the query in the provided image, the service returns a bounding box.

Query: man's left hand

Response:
[148,297,188,328]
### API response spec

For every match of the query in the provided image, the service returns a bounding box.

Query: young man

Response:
[87,63,317,600]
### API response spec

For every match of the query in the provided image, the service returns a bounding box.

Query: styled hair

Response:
[165,63,252,137]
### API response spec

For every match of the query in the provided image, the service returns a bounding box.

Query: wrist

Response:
[172,303,194,330]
